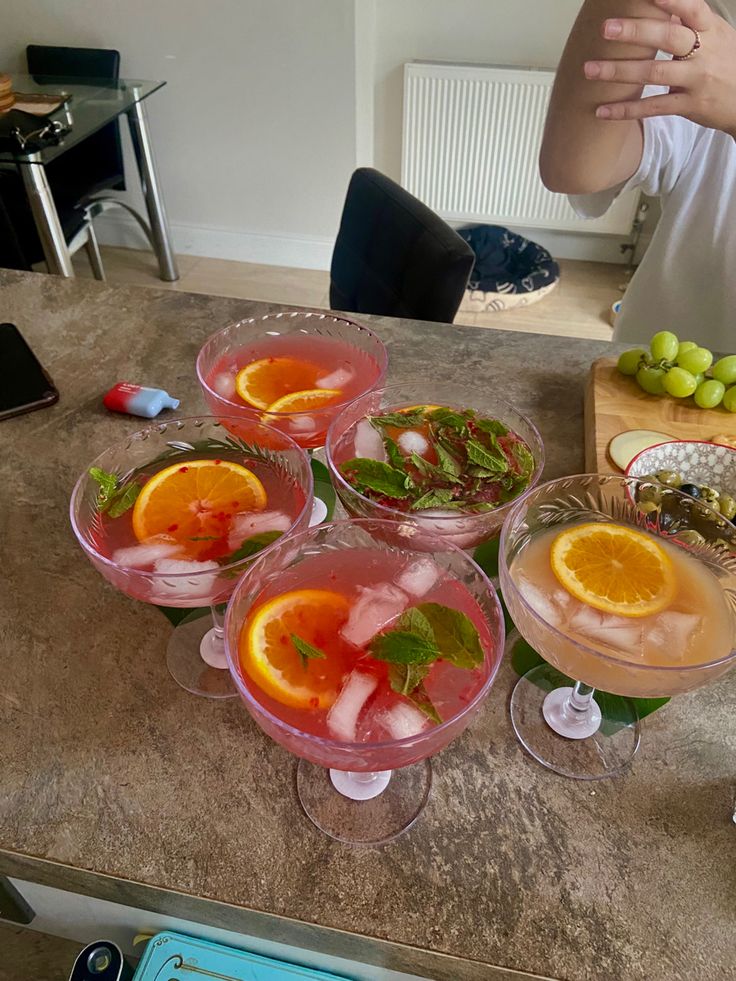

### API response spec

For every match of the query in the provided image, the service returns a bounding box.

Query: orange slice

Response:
[132,459,267,552]
[235,357,321,410]
[550,522,676,619]
[240,589,353,709]
[266,388,341,414]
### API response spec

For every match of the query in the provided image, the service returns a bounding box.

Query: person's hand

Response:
[583,0,736,137]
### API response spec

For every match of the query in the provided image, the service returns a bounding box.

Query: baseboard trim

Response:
[93,212,335,271]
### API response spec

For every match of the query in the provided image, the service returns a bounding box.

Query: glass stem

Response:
[210,603,225,640]
[565,681,596,719]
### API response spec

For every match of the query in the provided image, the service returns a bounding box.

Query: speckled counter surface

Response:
[0,269,734,981]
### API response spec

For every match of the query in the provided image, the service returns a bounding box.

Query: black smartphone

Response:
[0,322,59,421]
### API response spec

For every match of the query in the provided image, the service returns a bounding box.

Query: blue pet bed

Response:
[457,225,560,312]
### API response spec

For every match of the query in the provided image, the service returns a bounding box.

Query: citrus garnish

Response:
[131,459,267,554]
[240,589,352,709]
[550,522,676,619]
[235,357,321,410]
[265,388,341,414]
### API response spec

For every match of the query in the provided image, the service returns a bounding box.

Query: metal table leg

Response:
[127,92,179,282]
[19,155,75,277]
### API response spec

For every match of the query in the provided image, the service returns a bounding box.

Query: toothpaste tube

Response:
[103,382,180,419]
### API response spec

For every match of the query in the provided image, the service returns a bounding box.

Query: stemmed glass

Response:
[224,518,504,844]
[70,416,313,699]
[499,473,736,779]
[325,381,544,550]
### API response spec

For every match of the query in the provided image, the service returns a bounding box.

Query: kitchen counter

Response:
[0,269,734,981]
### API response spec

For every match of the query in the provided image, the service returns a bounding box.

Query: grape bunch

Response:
[617,332,736,411]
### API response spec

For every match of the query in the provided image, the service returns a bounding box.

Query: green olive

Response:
[656,470,683,488]
[700,485,720,507]
[677,529,706,547]
[693,501,719,522]
[718,493,736,521]
[638,483,663,504]
[637,500,659,515]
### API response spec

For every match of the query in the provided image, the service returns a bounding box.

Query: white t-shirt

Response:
[571,115,736,352]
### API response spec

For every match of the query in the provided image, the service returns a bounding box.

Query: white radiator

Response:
[401,61,640,236]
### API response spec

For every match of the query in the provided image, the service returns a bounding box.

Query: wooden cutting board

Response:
[584,357,736,472]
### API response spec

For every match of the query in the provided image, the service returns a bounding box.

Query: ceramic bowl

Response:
[626,439,736,495]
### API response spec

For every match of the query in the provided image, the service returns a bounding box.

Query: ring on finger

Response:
[673,28,701,61]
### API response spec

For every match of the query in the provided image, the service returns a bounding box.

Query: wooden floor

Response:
[71,247,625,343]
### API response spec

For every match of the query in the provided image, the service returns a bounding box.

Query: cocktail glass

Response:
[499,473,736,780]
[196,310,388,451]
[224,518,504,844]
[325,382,544,549]
[70,416,313,699]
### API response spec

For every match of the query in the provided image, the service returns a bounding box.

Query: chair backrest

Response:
[329,168,474,324]
[26,44,125,196]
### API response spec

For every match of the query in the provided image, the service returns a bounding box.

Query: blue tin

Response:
[132,931,355,981]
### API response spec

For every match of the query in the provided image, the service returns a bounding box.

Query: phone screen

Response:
[0,323,58,417]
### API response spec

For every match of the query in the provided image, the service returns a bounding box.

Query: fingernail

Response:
[596,106,613,119]
[584,62,601,78]
[604,19,622,37]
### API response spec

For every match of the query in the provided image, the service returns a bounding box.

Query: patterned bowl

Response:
[626,439,736,495]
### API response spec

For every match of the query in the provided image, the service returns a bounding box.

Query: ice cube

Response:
[112,538,181,569]
[517,577,567,627]
[340,583,408,648]
[382,700,430,740]
[288,415,316,435]
[645,611,701,656]
[152,558,220,600]
[327,671,378,741]
[227,510,292,550]
[316,366,354,390]
[353,419,386,461]
[397,431,429,457]
[395,557,440,598]
[570,605,643,652]
[212,372,236,400]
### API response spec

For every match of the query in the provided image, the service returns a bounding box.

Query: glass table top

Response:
[0,76,165,163]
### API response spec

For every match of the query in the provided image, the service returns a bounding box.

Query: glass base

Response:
[166,612,237,700]
[510,664,640,781]
[296,758,432,844]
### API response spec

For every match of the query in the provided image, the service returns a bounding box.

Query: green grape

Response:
[723,387,736,413]
[636,365,666,395]
[677,340,697,358]
[693,373,705,387]
[663,367,697,398]
[650,330,679,362]
[711,355,736,386]
[677,346,713,374]
[694,379,725,409]
[617,348,648,376]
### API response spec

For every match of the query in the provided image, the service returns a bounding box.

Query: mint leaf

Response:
[411,488,455,510]
[466,439,508,474]
[370,411,425,429]
[409,452,462,485]
[189,535,219,541]
[388,661,429,696]
[511,441,535,478]
[395,606,435,642]
[107,482,141,518]
[409,683,443,724]
[340,458,413,499]
[369,608,440,665]
[475,418,509,437]
[218,530,283,574]
[89,466,118,504]
[384,435,405,470]
[435,442,463,478]
[427,407,469,434]
[418,602,483,669]
[291,633,327,670]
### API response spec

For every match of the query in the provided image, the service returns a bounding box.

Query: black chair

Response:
[0,176,32,271]
[26,44,126,208]
[330,168,475,324]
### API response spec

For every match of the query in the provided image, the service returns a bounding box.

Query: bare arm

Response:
[540,0,671,194]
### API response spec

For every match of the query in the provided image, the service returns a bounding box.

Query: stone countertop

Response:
[0,269,734,981]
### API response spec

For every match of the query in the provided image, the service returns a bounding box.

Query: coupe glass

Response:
[196,310,389,451]
[70,416,313,699]
[325,382,544,549]
[224,518,504,844]
[499,473,736,780]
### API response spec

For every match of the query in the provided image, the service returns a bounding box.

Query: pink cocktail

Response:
[225,518,504,843]
[197,311,388,449]
[70,416,313,699]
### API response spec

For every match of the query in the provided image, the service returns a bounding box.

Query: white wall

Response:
[0,0,361,267]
